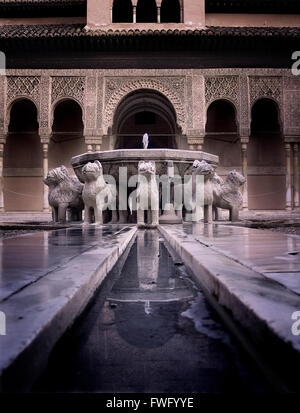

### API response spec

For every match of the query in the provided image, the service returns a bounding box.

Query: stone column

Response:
[42,143,49,212]
[241,138,249,210]
[157,6,161,23]
[285,143,292,210]
[0,139,5,212]
[293,143,299,209]
[133,5,137,23]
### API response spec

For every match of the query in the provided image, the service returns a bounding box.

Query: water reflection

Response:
[108,230,195,304]
[33,229,269,393]
[107,230,195,348]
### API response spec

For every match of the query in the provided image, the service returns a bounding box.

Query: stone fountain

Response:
[71,147,219,224]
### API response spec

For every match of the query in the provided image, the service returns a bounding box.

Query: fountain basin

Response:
[71,149,219,182]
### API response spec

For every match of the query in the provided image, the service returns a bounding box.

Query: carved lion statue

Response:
[192,160,215,223]
[82,160,117,225]
[135,160,159,228]
[44,165,84,223]
[213,170,246,221]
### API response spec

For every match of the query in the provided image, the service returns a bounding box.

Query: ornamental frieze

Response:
[249,76,282,105]
[205,76,239,106]
[51,76,85,105]
[7,76,40,104]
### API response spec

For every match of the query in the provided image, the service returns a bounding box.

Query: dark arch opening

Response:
[113,90,178,149]
[161,0,181,23]
[204,100,240,168]
[8,99,39,133]
[112,0,133,23]
[251,98,281,134]
[4,99,43,211]
[206,100,237,134]
[49,99,86,170]
[136,0,157,23]
[248,98,285,210]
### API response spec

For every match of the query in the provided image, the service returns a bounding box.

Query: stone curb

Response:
[158,224,300,387]
[0,226,137,392]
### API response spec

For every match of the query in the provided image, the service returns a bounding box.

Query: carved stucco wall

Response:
[205,75,241,132]
[5,76,41,133]
[102,76,186,135]
[2,70,298,142]
[283,75,300,137]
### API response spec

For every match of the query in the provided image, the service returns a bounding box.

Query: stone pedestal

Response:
[159,160,182,224]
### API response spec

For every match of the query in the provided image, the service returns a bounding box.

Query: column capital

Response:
[240,136,249,145]
[0,134,6,145]
[285,142,292,152]
[42,143,48,158]
[187,133,204,151]
[284,136,300,143]
[84,135,103,147]
[40,135,51,144]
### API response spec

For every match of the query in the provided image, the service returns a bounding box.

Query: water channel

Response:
[33,230,270,393]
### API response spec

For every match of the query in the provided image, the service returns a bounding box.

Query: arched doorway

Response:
[113,90,179,149]
[112,0,133,23]
[3,99,43,211]
[161,0,181,23]
[248,98,285,210]
[204,99,241,173]
[136,0,157,23]
[49,99,86,170]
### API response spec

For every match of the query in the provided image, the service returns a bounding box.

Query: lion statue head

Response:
[192,160,214,177]
[82,160,103,182]
[226,170,246,187]
[138,161,156,175]
[44,165,70,187]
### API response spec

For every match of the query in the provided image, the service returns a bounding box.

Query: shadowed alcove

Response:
[203,99,241,169]
[113,90,179,149]
[3,99,43,211]
[49,99,86,170]
[161,0,181,23]
[112,0,133,23]
[248,98,285,210]
[136,0,157,23]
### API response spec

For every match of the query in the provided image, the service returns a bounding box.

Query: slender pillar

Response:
[285,143,292,210]
[241,142,248,210]
[42,143,49,212]
[293,143,299,209]
[157,6,161,23]
[133,6,137,23]
[180,6,183,23]
[0,142,4,212]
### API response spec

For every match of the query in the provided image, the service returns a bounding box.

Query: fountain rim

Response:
[71,149,219,168]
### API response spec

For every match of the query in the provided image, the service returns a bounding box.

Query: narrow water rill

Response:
[33,230,268,393]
